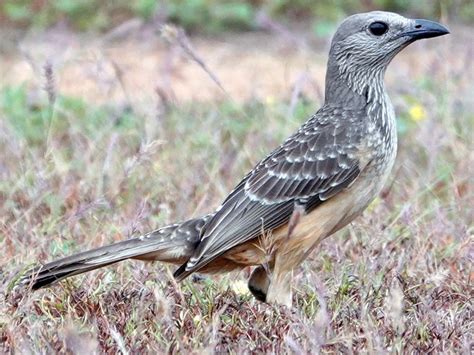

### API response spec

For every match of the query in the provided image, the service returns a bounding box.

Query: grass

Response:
[3,1,474,33]
[0,27,472,353]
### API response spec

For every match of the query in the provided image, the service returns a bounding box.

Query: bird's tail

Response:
[19,215,211,290]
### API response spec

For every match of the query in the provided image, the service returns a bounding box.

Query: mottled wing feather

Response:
[174,107,367,279]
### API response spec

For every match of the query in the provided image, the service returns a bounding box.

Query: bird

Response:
[19,11,449,307]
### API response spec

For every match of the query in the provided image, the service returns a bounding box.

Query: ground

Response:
[0,22,472,353]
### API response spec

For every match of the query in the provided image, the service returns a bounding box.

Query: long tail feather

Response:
[20,215,211,290]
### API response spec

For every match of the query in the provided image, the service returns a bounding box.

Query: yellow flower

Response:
[409,104,426,122]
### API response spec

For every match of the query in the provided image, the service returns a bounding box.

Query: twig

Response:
[161,24,231,99]
[42,60,60,158]
[288,71,310,118]
[43,60,56,106]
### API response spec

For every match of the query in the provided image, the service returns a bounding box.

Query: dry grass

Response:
[0,24,473,353]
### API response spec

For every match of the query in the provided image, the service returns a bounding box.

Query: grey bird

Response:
[19,11,449,307]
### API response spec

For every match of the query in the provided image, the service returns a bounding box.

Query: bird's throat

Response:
[324,59,387,109]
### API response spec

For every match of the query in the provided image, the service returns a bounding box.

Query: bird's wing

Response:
[174,107,369,280]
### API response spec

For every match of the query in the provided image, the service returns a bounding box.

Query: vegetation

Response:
[0,1,472,353]
[1,0,474,33]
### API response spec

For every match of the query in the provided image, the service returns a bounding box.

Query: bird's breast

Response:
[364,93,398,176]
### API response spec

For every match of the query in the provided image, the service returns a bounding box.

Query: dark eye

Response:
[369,22,389,36]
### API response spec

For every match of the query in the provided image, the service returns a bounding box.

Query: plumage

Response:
[176,107,366,279]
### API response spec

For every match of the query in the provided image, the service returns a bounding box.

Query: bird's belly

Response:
[274,177,382,263]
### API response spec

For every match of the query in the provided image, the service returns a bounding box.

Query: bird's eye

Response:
[369,22,389,36]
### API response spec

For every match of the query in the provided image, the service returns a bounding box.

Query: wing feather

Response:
[174,107,369,280]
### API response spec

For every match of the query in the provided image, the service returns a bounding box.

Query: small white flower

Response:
[231,280,250,296]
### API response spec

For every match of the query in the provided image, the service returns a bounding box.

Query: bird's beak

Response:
[400,19,450,40]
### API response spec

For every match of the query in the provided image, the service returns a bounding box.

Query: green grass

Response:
[0,37,472,352]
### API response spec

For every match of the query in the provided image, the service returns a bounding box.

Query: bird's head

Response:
[325,11,449,102]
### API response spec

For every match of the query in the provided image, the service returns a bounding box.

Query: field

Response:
[0,17,473,354]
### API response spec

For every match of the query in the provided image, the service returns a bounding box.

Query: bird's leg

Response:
[264,202,307,307]
[265,261,293,307]
[248,203,307,305]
